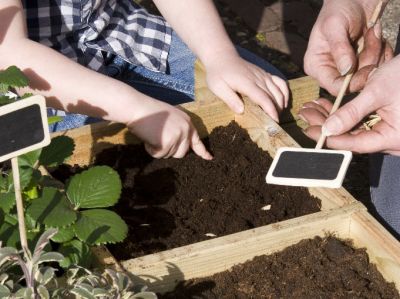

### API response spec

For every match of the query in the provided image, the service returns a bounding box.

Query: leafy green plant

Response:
[0,65,128,267]
[0,229,156,299]
[0,135,128,267]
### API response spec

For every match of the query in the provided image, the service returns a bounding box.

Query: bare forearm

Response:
[153,0,237,65]
[0,39,147,124]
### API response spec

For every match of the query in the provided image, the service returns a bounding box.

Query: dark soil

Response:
[92,121,321,260]
[159,236,400,299]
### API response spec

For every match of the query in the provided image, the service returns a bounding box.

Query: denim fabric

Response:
[49,30,285,131]
[369,154,400,239]
[368,29,400,239]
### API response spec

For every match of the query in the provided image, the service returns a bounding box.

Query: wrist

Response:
[201,46,239,70]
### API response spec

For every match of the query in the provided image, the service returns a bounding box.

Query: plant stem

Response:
[11,157,29,255]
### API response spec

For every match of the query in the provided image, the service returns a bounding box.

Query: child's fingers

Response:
[172,139,190,159]
[238,82,279,122]
[313,98,334,112]
[190,129,213,160]
[264,79,285,111]
[271,75,289,108]
[210,81,244,114]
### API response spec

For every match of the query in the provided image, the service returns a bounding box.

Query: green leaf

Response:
[47,116,63,126]
[0,66,29,88]
[8,165,34,191]
[20,93,33,99]
[0,95,13,106]
[74,209,127,245]
[39,136,75,167]
[0,222,19,248]
[19,150,41,168]
[66,166,121,209]
[0,192,15,213]
[27,187,77,228]
[58,239,92,268]
[50,225,75,243]
[0,285,10,297]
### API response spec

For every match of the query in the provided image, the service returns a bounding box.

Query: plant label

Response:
[0,95,50,163]
[266,147,352,188]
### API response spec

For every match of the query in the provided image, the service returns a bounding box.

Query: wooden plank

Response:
[120,203,364,293]
[115,203,400,294]
[53,100,234,166]
[350,212,400,288]
[194,60,320,124]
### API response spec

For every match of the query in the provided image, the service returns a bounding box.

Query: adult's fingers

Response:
[301,101,330,117]
[322,89,379,136]
[145,143,170,159]
[323,17,357,76]
[298,108,327,126]
[190,129,213,160]
[358,24,382,69]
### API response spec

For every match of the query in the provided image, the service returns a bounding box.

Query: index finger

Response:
[190,129,213,160]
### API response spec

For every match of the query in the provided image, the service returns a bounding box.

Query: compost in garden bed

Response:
[92,121,321,259]
[159,236,400,298]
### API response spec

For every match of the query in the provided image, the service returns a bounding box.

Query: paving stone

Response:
[220,0,282,32]
[263,30,308,66]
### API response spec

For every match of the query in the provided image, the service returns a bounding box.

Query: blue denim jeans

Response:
[49,31,285,131]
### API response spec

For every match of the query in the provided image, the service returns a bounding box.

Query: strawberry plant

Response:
[0,66,128,267]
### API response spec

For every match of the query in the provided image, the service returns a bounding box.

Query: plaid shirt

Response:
[22,0,172,73]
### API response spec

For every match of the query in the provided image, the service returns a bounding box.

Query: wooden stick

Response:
[11,157,29,254]
[315,0,384,149]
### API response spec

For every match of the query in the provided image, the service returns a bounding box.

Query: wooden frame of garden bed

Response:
[52,75,400,294]
[103,203,399,293]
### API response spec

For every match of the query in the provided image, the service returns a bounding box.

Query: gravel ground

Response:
[382,0,400,49]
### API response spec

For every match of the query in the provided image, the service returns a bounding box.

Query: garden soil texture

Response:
[93,121,321,259]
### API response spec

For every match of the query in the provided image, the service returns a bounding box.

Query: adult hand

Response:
[127,98,213,160]
[298,56,400,156]
[304,0,392,96]
[204,53,289,122]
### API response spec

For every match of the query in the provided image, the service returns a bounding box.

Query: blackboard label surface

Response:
[0,96,50,162]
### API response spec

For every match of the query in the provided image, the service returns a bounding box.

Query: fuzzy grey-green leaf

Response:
[66,166,121,209]
[0,285,10,297]
[74,209,127,245]
[27,187,77,227]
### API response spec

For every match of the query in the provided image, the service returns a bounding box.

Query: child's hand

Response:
[127,98,213,160]
[204,53,289,122]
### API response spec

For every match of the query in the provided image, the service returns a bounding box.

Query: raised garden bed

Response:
[52,74,400,296]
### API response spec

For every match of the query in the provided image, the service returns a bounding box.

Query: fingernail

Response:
[322,115,342,136]
[298,113,309,124]
[235,103,244,114]
[374,22,382,39]
[338,57,352,76]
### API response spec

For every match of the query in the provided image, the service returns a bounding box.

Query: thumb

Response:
[322,91,378,136]
[324,20,357,76]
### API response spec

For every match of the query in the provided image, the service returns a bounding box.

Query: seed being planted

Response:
[205,233,217,237]
[199,198,204,202]
[140,224,150,227]
[261,204,272,211]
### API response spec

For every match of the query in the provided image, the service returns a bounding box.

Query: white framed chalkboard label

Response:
[0,95,50,163]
